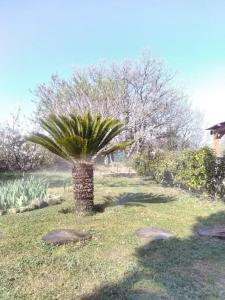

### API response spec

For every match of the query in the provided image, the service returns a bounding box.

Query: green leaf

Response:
[27,112,132,162]
[102,140,134,155]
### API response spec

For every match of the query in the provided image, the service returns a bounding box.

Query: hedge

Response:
[133,147,225,199]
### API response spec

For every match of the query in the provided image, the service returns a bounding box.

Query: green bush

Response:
[133,151,181,183]
[0,176,49,210]
[206,157,225,198]
[133,147,225,199]
[175,147,215,191]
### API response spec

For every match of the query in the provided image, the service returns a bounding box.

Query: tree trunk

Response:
[72,162,94,215]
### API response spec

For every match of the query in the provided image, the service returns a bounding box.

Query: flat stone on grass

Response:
[136,227,174,241]
[42,229,91,245]
[198,225,225,240]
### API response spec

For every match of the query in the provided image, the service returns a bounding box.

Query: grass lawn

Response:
[1,173,225,299]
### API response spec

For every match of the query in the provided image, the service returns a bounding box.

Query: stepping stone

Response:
[198,225,225,240]
[42,229,91,245]
[136,227,174,241]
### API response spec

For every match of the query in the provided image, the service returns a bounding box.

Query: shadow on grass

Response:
[103,182,151,187]
[116,192,176,207]
[97,178,152,188]
[83,211,225,299]
[104,173,137,178]
[95,193,176,212]
[93,196,115,213]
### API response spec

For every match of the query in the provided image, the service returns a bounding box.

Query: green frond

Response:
[27,112,133,162]
[69,115,82,136]
[58,136,88,159]
[27,134,68,160]
[40,118,63,140]
[101,140,134,155]
[91,118,122,152]
[97,123,124,151]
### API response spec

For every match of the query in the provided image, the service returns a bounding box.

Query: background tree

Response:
[0,111,53,171]
[33,52,203,157]
[28,113,133,215]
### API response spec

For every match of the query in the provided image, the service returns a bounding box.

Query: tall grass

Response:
[0,176,48,210]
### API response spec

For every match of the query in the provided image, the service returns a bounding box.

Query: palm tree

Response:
[28,113,133,215]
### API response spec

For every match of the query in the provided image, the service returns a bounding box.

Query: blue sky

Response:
[1,0,225,127]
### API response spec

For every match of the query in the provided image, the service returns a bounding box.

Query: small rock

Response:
[42,229,92,245]
[18,206,30,213]
[198,225,225,240]
[29,198,48,209]
[8,208,18,215]
[136,227,174,241]
[47,195,64,206]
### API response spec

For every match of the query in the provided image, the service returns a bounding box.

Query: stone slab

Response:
[198,225,225,240]
[42,229,91,245]
[136,227,174,241]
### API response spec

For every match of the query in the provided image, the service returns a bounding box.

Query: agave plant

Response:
[28,112,133,215]
[0,176,48,210]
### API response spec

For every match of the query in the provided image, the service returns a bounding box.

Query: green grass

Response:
[1,173,225,299]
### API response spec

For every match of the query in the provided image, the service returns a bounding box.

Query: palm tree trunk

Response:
[72,162,94,215]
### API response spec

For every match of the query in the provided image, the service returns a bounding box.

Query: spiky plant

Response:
[28,113,133,215]
[0,176,48,210]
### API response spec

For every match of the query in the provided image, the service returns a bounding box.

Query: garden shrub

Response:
[133,151,181,183]
[206,157,225,198]
[175,147,215,192]
[133,147,225,199]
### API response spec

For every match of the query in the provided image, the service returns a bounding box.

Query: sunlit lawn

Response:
[1,173,225,299]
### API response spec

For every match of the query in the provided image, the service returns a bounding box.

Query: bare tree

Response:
[0,111,54,171]
[33,52,202,155]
